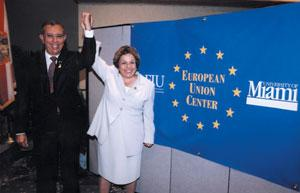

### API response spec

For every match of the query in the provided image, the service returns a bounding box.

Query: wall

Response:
[6,0,78,51]
[78,3,246,42]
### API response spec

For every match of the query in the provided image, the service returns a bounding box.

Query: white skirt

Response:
[97,115,141,185]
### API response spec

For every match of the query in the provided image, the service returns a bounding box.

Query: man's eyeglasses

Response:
[45,33,65,39]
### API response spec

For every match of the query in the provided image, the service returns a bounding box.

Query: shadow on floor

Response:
[0,144,126,193]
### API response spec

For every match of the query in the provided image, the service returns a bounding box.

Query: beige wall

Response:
[78,3,246,42]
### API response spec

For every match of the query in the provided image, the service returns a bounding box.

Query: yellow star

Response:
[212,120,220,129]
[226,108,234,117]
[197,122,204,130]
[173,64,180,72]
[228,66,237,76]
[216,50,224,60]
[169,82,176,90]
[182,114,189,122]
[185,51,191,60]
[200,46,207,54]
[172,99,179,107]
[233,88,241,97]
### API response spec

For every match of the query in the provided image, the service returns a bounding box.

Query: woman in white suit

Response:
[87,42,155,193]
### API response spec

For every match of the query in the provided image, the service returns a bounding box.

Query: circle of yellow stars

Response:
[169,45,241,131]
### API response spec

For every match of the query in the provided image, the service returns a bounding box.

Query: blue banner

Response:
[131,3,300,189]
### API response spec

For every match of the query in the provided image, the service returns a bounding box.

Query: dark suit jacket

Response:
[15,37,96,136]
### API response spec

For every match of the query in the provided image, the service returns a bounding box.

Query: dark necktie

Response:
[48,56,57,93]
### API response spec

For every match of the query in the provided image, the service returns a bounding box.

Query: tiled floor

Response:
[0,145,126,193]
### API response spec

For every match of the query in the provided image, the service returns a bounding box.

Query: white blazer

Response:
[87,42,155,156]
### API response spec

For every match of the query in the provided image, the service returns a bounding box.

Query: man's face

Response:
[39,24,66,55]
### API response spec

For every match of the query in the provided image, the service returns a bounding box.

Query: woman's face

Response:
[118,53,137,79]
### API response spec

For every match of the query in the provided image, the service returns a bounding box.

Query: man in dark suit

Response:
[15,12,96,193]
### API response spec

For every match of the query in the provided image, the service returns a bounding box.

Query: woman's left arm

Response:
[143,83,155,148]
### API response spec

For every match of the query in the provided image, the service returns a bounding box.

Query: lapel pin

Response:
[58,61,62,68]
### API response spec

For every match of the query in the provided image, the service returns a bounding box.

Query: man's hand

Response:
[81,12,92,31]
[16,133,28,148]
